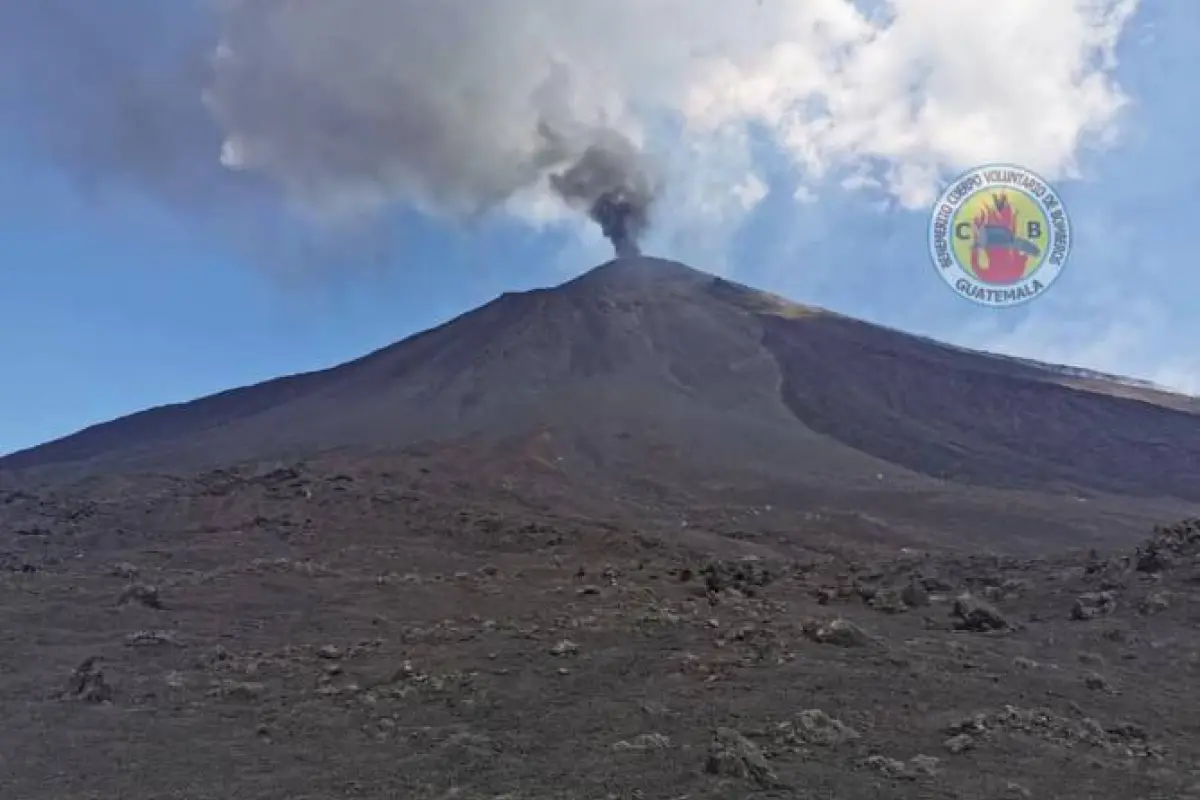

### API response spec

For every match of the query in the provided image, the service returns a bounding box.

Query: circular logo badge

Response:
[928,163,1071,307]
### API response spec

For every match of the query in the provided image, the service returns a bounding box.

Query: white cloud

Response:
[793,185,818,205]
[673,0,1139,208]
[4,0,1139,262]
[202,0,1138,232]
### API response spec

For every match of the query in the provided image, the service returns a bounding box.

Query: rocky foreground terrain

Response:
[3,456,1200,799]
[4,257,1200,799]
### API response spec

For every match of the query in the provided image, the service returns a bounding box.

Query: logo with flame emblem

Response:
[928,163,1071,307]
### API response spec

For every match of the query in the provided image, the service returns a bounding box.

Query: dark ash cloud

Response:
[0,0,661,262]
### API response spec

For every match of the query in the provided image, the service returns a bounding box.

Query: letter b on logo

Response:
[1026,221,1042,239]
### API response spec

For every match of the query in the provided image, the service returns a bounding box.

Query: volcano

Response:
[13,258,1200,800]
[3,257,1199,549]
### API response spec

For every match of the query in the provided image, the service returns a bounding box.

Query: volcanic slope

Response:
[3,257,1199,547]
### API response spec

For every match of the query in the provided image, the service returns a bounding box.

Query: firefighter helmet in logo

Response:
[927,163,1071,307]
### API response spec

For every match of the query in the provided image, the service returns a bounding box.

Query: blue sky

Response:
[0,0,1195,456]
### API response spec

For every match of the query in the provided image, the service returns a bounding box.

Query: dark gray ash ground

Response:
[3,258,1199,798]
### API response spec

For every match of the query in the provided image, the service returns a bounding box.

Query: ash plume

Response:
[0,0,1141,274]
[0,0,662,267]
[549,132,657,257]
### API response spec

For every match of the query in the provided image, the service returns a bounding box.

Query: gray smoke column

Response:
[549,131,656,257]
[200,0,665,256]
[0,0,664,265]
